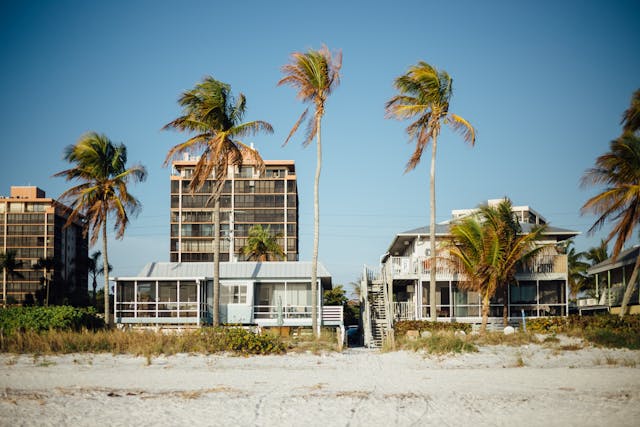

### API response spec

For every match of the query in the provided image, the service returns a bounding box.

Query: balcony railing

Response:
[386,253,568,278]
[253,305,343,324]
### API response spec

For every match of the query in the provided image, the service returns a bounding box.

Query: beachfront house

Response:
[360,200,579,347]
[112,261,343,329]
[583,246,640,315]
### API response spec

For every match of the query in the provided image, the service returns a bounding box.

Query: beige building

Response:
[170,155,299,263]
[0,186,88,305]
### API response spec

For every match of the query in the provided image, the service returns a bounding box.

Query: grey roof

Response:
[387,222,579,256]
[400,223,578,236]
[132,261,332,280]
[587,246,640,275]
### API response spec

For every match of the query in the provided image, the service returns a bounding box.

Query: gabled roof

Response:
[587,246,640,275]
[113,261,332,288]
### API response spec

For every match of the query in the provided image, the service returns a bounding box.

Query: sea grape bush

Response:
[527,314,640,349]
[0,306,104,333]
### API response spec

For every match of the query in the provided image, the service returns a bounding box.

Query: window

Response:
[510,281,536,304]
[220,283,247,304]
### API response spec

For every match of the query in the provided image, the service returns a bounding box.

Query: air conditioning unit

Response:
[273,171,280,178]
[578,298,597,307]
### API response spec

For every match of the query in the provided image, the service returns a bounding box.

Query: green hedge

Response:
[0,306,104,333]
[394,320,472,336]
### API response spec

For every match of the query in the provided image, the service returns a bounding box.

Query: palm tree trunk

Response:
[502,285,509,326]
[102,219,110,326]
[311,114,322,338]
[93,276,97,307]
[213,197,220,327]
[481,293,490,334]
[429,135,438,321]
[619,254,640,318]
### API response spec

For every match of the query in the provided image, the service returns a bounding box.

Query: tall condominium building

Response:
[170,155,299,263]
[0,186,88,305]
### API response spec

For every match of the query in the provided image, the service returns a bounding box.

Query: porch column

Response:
[317,278,323,335]
[448,280,453,319]
[155,280,159,319]
[607,271,611,307]
[113,279,118,322]
[414,279,420,319]
[134,280,138,319]
[177,280,180,319]
[536,280,540,317]
[196,279,201,326]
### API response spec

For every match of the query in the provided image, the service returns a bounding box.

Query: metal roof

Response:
[587,246,640,275]
[127,261,332,282]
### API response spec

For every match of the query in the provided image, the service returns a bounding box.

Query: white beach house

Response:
[112,261,342,328]
[360,200,579,347]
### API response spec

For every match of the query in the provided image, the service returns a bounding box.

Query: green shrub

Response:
[0,306,104,333]
[526,314,640,349]
[394,320,472,336]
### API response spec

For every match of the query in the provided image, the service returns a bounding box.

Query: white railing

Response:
[253,305,344,324]
[115,301,201,319]
[387,253,568,278]
[322,306,344,324]
[393,302,415,321]
[388,256,464,277]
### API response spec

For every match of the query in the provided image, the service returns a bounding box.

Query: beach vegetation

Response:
[399,331,478,355]
[0,326,285,356]
[0,306,103,333]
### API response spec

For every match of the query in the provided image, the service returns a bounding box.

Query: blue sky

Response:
[1,0,639,292]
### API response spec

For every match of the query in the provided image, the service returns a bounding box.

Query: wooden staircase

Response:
[369,283,388,348]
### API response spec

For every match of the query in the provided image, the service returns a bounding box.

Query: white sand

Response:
[1,340,640,427]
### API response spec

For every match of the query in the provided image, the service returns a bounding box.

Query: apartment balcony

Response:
[384,253,568,281]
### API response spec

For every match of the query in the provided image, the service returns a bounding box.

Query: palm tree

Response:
[88,251,111,307]
[1,250,23,307]
[163,76,272,326]
[447,200,545,332]
[54,132,146,324]
[584,239,610,265]
[565,241,589,299]
[278,45,342,337]
[242,225,285,261]
[32,257,57,306]
[621,89,640,136]
[447,216,498,332]
[386,61,476,321]
[480,199,546,325]
[581,134,640,317]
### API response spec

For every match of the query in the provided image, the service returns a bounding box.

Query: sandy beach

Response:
[2,340,640,427]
